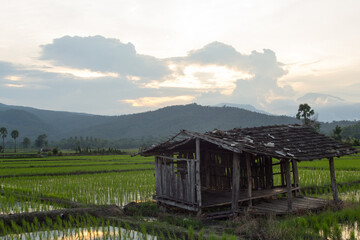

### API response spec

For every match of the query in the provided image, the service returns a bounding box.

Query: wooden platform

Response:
[203,196,329,219]
[248,196,329,215]
[202,187,299,208]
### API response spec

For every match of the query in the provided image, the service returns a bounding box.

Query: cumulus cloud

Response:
[165,41,292,108]
[40,35,171,79]
[1,37,317,115]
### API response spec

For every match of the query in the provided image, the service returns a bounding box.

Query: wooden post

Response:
[292,159,299,196]
[232,152,240,215]
[329,157,339,202]
[285,160,293,212]
[195,138,202,216]
[155,157,160,196]
[246,153,252,206]
[190,160,195,203]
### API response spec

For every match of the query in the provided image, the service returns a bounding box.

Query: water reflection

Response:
[1,226,157,240]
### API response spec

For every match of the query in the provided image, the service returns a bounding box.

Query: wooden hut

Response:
[137,124,358,218]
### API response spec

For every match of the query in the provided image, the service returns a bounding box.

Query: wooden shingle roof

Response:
[139,124,358,161]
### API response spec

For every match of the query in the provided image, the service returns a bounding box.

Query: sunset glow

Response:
[122,95,195,107]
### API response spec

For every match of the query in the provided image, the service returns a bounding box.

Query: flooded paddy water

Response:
[0,226,157,240]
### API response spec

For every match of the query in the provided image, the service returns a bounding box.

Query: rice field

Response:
[0,152,359,239]
[1,171,155,206]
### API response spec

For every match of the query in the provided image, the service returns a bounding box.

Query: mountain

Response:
[0,102,358,141]
[72,104,298,139]
[296,93,360,122]
[0,103,111,139]
[297,93,345,105]
[215,103,270,115]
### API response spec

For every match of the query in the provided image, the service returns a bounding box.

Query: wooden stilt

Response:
[155,156,160,196]
[329,157,339,202]
[285,160,293,212]
[196,138,202,216]
[292,159,299,196]
[232,152,240,215]
[246,153,252,206]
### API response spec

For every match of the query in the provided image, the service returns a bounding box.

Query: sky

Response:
[0,0,360,119]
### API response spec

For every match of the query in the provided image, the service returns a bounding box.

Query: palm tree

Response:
[0,127,7,153]
[11,130,19,153]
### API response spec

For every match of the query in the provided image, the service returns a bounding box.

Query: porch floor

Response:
[248,196,329,215]
[203,196,329,219]
[202,186,299,208]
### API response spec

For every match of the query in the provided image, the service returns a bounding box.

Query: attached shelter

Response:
[137,124,358,217]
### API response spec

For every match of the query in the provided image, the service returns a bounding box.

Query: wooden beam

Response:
[285,160,292,212]
[195,138,202,216]
[329,157,339,202]
[246,153,252,206]
[292,159,299,196]
[232,152,240,214]
[154,197,198,211]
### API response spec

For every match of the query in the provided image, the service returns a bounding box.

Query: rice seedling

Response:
[1,170,155,206]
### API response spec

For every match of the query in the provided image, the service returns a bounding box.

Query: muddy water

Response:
[0,197,61,214]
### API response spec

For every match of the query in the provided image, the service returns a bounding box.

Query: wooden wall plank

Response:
[232,153,240,214]
[246,153,252,206]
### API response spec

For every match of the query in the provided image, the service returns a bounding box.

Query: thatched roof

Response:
[138,124,358,161]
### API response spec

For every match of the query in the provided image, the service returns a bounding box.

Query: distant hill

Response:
[0,102,358,141]
[0,103,111,140]
[215,103,270,115]
[72,104,299,139]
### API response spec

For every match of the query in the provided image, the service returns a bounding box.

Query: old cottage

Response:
[137,124,357,218]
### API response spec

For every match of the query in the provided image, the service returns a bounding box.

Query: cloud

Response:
[11,37,358,117]
[40,35,171,79]
[0,61,16,77]
[165,42,292,108]
[122,95,195,107]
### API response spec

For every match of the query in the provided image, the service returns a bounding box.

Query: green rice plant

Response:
[198,228,205,240]
[2,170,155,206]
[208,232,217,240]
[187,225,194,240]
[331,222,342,240]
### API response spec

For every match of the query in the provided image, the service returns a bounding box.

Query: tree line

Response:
[0,127,50,153]
[296,103,360,146]
[0,127,19,153]
[1,103,358,153]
